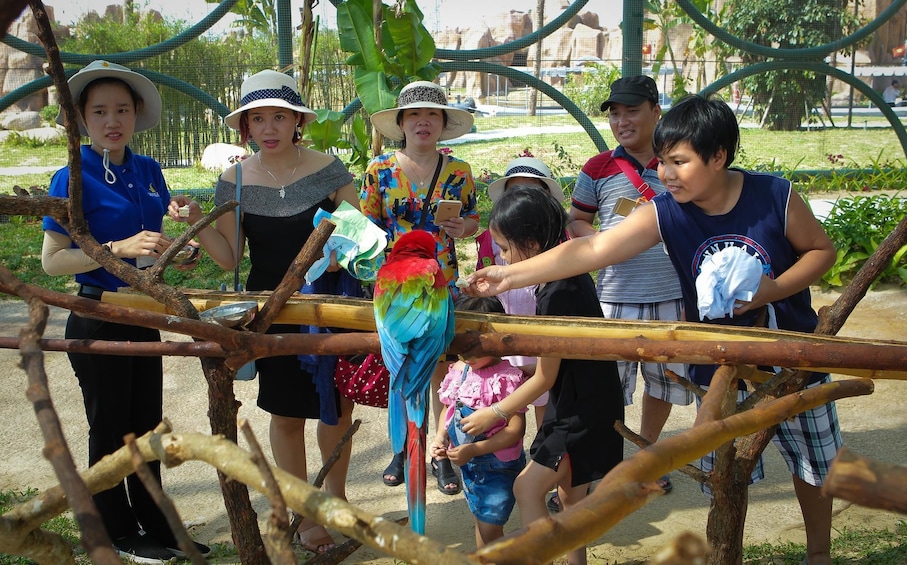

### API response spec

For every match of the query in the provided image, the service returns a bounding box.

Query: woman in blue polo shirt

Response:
[41,60,208,563]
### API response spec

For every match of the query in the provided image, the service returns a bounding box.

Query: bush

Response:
[40,104,59,125]
[563,63,621,118]
[2,131,66,148]
[819,193,907,288]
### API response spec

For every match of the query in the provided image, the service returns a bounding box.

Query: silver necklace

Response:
[258,146,300,198]
[404,152,437,188]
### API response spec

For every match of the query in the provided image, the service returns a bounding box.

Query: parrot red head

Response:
[388,230,438,261]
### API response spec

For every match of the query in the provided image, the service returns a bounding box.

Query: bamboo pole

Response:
[102,291,896,347]
[98,293,907,380]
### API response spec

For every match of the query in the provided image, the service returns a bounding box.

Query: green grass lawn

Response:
[1,119,905,294]
[3,115,907,194]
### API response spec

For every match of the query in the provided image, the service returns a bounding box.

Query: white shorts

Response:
[600,299,693,406]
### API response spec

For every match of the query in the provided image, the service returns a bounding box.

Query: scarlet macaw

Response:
[373,230,455,534]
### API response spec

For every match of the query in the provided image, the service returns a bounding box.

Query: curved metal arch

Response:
[700,61,907,161]
[438,60,608,152]
[140,70,231,118]
[0,0,239,115]
[435,0,588,61]
[0,68,231,118]
[338,60,609,153]
[675,0,907,60]
[1,0,239,65]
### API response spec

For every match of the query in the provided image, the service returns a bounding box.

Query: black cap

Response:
[600,75,659,111]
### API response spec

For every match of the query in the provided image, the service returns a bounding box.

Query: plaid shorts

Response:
[695,375,843,495]
[600,299,693,406]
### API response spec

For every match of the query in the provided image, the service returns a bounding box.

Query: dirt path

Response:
[1,287,905,563]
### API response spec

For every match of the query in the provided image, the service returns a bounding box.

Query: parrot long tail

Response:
[388,389,406,454]
[404,395,428,534]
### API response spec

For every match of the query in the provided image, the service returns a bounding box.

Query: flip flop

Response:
[431,457,461,495]
[295,523,335,555]
[382,450,405,487]
[657,474,673,494]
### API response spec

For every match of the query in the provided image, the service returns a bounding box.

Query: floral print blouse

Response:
[360,151,479,292]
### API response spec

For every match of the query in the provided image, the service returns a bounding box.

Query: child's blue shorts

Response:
[449,404,526,526]
[460,451,526,526]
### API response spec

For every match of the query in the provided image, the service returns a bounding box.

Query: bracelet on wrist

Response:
[491,402,509,420]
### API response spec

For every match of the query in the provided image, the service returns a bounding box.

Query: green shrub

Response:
[40,104,59,124]
[2,131,66,148]
[563,63,621,118]
[818,193,907,288]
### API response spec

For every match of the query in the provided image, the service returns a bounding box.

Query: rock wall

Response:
[2,2,902,120]
[439,7,617,97]
[436,1,898,101]
[0,8,51,120]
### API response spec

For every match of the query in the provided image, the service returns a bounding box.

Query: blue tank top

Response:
[654,169,819,385]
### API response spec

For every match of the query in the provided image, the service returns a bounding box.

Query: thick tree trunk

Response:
[202,357,269,564]
[706,486,747,565]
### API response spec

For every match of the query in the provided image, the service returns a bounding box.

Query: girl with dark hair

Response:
[460,186,625,565]
[42,60,208,562]
[170,69,360,555]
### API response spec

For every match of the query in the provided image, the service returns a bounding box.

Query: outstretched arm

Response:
[460,356,560,437]
[466,203,662,296]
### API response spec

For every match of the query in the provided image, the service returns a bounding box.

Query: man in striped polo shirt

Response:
[566,76,693,495]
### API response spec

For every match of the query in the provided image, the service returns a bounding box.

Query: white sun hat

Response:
[224,69,317,131]
[369,80,474,142]
[56,60,162,136]
[487,157,565,203]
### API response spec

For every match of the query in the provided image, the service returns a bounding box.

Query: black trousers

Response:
[65,309,173,543]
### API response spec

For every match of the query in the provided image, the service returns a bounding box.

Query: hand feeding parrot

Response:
[373,230,455,535]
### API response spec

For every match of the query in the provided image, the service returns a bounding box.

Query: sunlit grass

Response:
[1,120,904,295]
[741,520,907,564]
[3,117,907,194]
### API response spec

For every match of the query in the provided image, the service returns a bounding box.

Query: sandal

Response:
[382,451,405,487]
[546,492,561,513]
[430,457,461,495]
[657,474,673,494]
[295,522,335,555]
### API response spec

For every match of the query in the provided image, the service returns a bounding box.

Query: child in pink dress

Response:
[430,295,528,547]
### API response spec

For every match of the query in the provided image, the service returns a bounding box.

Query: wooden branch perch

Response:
[615,420,706,483]
[823,446,907,514]
[473,378,874,564]
[0,195,69,222]
[14,274,118,563]
[1,426,478,565]
[126,434,206,565]
[239,420,296,564]
[249,218,334,334]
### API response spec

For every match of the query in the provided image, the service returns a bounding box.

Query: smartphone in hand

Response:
[433,199,463,224]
